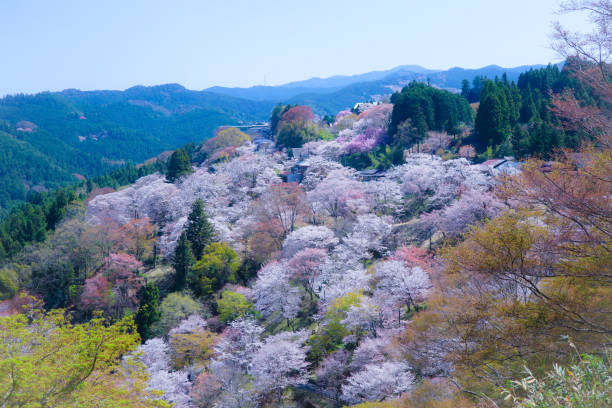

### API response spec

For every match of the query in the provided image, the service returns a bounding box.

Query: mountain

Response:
[206,63,551,103]
[0,62,555,213]
[0,86,274,214]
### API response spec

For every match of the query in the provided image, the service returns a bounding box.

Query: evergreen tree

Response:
[135,282,160,341]
[172,231,195,291]
[461,79,470,100]
[166,148,192,183]
[185,199,215,260]
[475,86,508,147]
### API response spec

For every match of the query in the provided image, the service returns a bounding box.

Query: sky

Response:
[0,0,591,96]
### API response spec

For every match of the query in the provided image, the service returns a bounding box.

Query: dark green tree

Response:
[166,149,192,183]
[135,282,161,341]
[185,199,215,260]
[475,87,509,147]
[172,231,195,291]
[461,79,471,100]
[270,103,291,135]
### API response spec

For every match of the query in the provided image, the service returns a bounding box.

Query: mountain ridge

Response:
[205,62,558,102]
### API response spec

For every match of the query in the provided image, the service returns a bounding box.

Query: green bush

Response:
[503,345,611,407]
[216,290,255,322]
[151,292,206,337]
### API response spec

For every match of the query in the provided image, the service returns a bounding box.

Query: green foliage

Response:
[172,231,195,291]
[504,346,611,408]
[470,62,593,158]
[135,282,161,341]
[166,148,192,182]
[152,292,205,337]
[270,103,292,135]
[185,199,215,260]
[306,292,363,364]
[0,267,18,300]
[188,242,240,298]
[389,82,473,147]
[0,87,273,212]
[202,127,250,152]
[0,304,163,407]
[0,160,163,262]
[276,120,322,149]
[216,290,255,322]
[341,144,404,171]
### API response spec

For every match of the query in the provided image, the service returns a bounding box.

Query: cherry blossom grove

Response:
[84,106,501,405]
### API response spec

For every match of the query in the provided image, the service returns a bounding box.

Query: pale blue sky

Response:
[0,0,588,96]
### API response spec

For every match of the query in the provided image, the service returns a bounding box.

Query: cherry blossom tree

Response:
[129,338,192,407]
[301,140,345,161]
[341,214,393,260]
[300,156,345,190]
[343,127,386,154]
[208,319,263,408]
[349,336,393,372]
[78,274,111,312]
[259,182,306,235]
[212,319,263,370]
[280,105,314,124]
[252,262,301,325]
[341,297,382,337]
[374,260,432,313]
[387,154,492,212]
[315,350,350,403]
[392,246,433,269]
[190,372,221,407]
[314,261,371,306]
[333,110,358,132]
[281,225,338,258]
[341,361,415,403]
[362,179,404,216]
[249,331,309,402]
[422,131,452,153]
[307,171,368,226]
[287,248,328,299]
[418,189,504,238]
[80,253,144,318]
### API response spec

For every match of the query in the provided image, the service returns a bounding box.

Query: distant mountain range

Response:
[205,63,555,105]
[0,62,557,214]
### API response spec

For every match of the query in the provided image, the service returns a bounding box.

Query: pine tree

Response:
[475,86,508,148]
[185,199,215,260]
[166,148,192,183]
[135,282,160,341]
[461,79,470,100]
[172,231,195,291]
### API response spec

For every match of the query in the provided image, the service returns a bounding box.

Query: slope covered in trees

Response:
[468,60,600,158]
[1,2,610,407]
[0,86,274,214]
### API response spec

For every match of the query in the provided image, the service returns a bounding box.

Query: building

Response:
[282,162,309,183]
[252,137,275,153]
[358,168,386,182]
[480,156,521,176]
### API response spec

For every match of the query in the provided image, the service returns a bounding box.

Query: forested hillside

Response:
[1,2,610,406]
[0,64,559,215]
[0,86,274,215]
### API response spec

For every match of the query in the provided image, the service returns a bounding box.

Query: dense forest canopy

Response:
[0,87,273,214]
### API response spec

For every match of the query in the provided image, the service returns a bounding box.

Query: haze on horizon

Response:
[0,0,590,96]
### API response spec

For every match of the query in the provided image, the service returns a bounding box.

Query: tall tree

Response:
[135,282,161,341]
[166,148,192,183]
[172,231,195,291]
[475,84,509,147]
[185,198,215,260]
